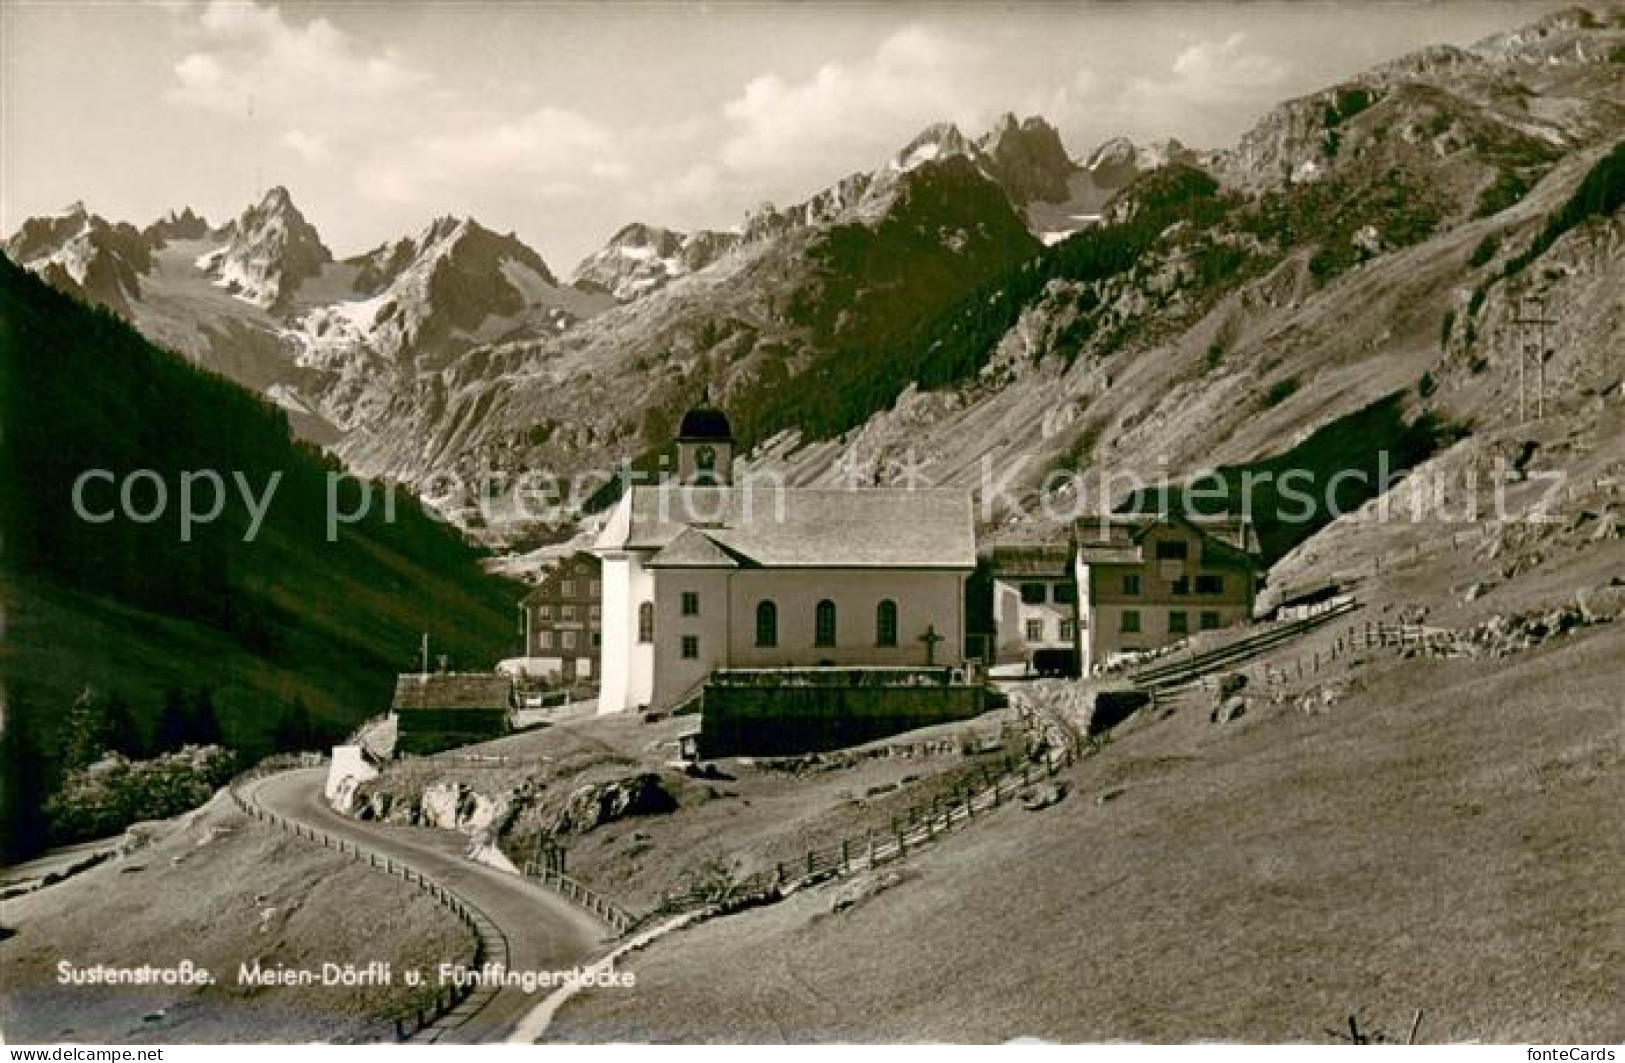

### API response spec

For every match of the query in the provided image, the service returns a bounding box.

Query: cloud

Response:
[167,1,425,121]
[360,107,627,203]
[163,1,630,210]
[1169,33,1289,92]
[718,26,986,177]
[1053,32,1291,148]
[1121,33,1290,121]
[280,129,330,165]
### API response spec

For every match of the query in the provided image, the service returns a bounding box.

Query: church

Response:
[593,405,978,714]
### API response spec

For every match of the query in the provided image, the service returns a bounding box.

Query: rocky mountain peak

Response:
[199,185,332,310]
[143,206,211,245]
[977,113,1077,205]
[893,122,980,171]
[571,221,741,301]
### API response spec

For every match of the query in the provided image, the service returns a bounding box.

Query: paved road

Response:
[241,768,606,1043]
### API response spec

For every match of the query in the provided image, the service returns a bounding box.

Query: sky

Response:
[1,1,1563,271]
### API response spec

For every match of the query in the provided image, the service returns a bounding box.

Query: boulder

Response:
[552,773,677,835]
[829,870,904,913]
[1577,584,1625,624]
[1212,696,1248,724]
[1021,781,1069,811]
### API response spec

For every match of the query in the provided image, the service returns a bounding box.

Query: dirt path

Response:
[240,769,606,1043]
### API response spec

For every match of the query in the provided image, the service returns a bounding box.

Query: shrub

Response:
[1475,171,1530,218]
[1502,139,1625,279]
[1469,233,1500,267]
[45,746,238,843]
[1262,376,1301,409]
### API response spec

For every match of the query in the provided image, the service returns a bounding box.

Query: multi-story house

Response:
[1072,514,1262,673]
[989,544,1079,675]
[519,551,603,684]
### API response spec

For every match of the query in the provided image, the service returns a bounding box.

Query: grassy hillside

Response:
[0,254,523,857]
[552,621,1624,1043]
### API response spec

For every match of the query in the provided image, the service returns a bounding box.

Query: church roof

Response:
[676,406,733,442]
[647,526,743,568]
[597,486,976,569]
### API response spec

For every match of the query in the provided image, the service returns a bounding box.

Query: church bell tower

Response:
[674,404,734,485]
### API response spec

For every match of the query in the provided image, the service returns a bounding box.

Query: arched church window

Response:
[755,601,778,647]
[876,599,898,647]
[815,599,837,647]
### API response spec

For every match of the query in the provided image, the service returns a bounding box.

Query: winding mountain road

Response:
[239,768,606,1043]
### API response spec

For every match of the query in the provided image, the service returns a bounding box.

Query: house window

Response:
[1200,611,1221,630]
[562,631,577,650]
[1060,619,1076,641]
[537,603,553,620]
[561,580,575,596]
[1026,619,1045,642]
[755,601,778,647]
[681,591,700,616]
[681,635,699,659]
[876,599,898,647]
[561,604,576,621]
[538,630,554,650]
[638,602,654,643]
[1169,611,1189,634]
[1196,574,1224,595]
[1053,582,1076,605]
[815,599,837,647]
[589,580,601,596]
[589,604,601,621]
[1155,540,1189,561]
[1019,582,1047,605]
[1121,610,1141,633]
[1123,573,1141,595]
[1172,577,1190,596]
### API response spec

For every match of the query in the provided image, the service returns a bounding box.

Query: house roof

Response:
[392,673,512,711]
[597,485,977,569]
[520,550,602,605]
[989,543,1071,578]
[1072,512,1262,568]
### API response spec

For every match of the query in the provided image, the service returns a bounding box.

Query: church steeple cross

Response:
[919,624,946,666]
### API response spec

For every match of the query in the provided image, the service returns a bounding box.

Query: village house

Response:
[1072,513,1262,673]
[989,543,1079,675]
[593,405,978,716]
[516,551,603,685]
[391,671,513,755]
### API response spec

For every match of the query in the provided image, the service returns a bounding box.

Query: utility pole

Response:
[1514,293,1556,422]
[420,633,430,675]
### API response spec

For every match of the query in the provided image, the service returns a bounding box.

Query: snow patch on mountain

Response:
[571,222,742,302]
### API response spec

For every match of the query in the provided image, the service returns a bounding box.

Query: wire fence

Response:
[516,864,636,935]
[1128,598,1363,690]
[226,767,506,1042]
[612,705,1078,938]
[1248,619,1457,689]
